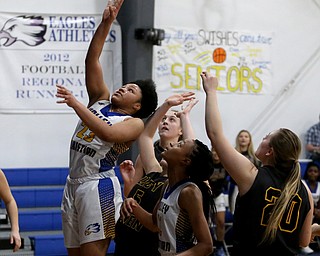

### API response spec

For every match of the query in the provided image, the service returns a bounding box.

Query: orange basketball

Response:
[213,48,227,63]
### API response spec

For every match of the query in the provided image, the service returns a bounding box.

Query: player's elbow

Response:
[200,241,213,255]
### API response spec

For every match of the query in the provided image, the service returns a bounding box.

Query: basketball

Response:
[213,47,227,63]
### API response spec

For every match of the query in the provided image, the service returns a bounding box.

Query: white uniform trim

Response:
[157,180,198,255]
[62,100,129,247]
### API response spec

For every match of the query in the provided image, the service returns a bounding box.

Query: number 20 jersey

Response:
[232,165,310,255]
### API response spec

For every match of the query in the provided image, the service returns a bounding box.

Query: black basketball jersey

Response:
[208,162,228,198]
[232,165,310,256]
[154,140,165,162]
[114,172,167,256]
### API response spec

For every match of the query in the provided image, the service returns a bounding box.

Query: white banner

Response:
[153,27,273,95]
[0,12,122,113]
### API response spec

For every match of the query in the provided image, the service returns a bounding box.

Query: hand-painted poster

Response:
[0,12,122,113]
[153,27,273,95]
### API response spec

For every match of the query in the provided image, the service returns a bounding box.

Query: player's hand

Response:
[176,98,199,118]
[119,160,135,185]
[10,230,21,252]
[102,0,124,22]
[56,85,80,108]
[120,198,137,219]
[165,92,195,108]
[200,71,219,94]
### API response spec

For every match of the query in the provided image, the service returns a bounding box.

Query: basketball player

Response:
[114,94,198,256]
[0,169,21,252]
[201,70,313,255]
[120,97,215,255]
[56,1,158,256]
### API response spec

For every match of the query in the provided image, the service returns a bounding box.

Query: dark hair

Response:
[186,139,215,181]
[131,79,158,119]
[186,139,215,220]
[303,161,320,180]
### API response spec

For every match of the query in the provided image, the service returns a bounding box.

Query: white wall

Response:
[1,0,106,168]
[154,0,320,158]
[1,0,320,168]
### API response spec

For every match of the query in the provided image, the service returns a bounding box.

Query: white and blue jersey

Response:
[61,100,130,247]
[157,180,198,255]
[69,100,130,179]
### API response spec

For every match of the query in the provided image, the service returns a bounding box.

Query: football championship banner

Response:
[0,12,122,113]
[153,27,273,95]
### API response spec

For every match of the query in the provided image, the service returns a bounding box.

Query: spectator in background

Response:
[229,130,260,214]
[208,147,229,256]
[304,118,320,252]
[235,130,260,168]
[301,161,320,253]
[302,161,320,224]
[0,169,21,252]
[305,114,320,162]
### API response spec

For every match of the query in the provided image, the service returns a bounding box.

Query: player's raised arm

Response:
[85,0,124,106]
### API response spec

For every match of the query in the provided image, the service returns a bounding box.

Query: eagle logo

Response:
[0,15,47,47]
[84,223,101,236]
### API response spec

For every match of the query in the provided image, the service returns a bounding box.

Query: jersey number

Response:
[76,122,95,142]
[132,189,144,204]
[261,187,302,233]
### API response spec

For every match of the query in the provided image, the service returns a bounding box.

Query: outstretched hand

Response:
[102,0,124,23]
[176,98,199,118]
[119,160,135,186]
[200,71,219,94]
[165,92,195,108]
[56,85,79,108]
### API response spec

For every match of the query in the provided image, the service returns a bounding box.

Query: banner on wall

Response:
[153,27,273,95]
[0,12,122,113]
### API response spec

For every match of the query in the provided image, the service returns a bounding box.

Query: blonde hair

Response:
[261,128,302,244]
[235,129,259,166]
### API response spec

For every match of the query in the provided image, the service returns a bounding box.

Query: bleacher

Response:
[0,167,117,256]
[0,161,315,255]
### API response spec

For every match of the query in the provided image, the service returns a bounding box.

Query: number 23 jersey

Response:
[69,100,130,179]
